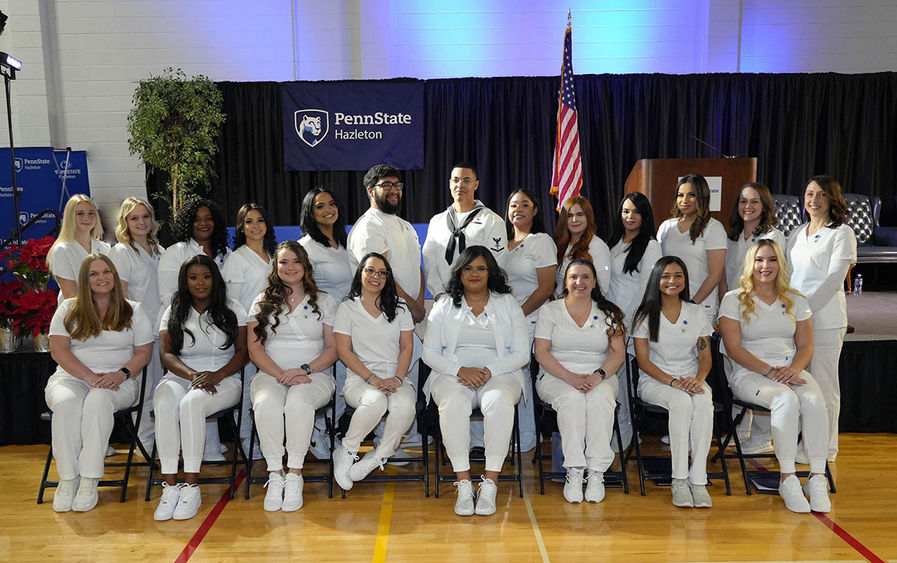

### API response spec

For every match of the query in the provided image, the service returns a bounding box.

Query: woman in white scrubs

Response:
[720,183,786,454]
[535,259,625,504]
[46,254,153,513]
[248,241,339,512]
[606,192,662,449]
[422,246,529,517]
[787,176,857,462]
[656,174,727,322]
[632,256,714,509]
[110,197,165,450]
[153,255,248,521]
[222,203,276,455]
[553,196,611,297]
[47,194,111,300]
[719,240,830,514]
[332,253,415,491]
[503,189,557,452]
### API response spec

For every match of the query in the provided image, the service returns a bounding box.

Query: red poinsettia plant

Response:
[0,236,58,337]
[0,278,23,330]
[9,286,58,337]
[0,235,55,289]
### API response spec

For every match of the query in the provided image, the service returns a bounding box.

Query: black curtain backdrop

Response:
[148,73,897,244]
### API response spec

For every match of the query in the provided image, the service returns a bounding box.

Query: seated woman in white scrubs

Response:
[719,240,830,514]
[422,246,529,517]
[46,254,153,513]
[787,175,856,462]
[153,255,248,522]
[332,252,415,490]
[248,241,338,512]
[720,182,786,454]
[534,259,625,504]
[47,194,111,300]
[656,173,727,322]
[552,196,611,297]
[632,256,714,509]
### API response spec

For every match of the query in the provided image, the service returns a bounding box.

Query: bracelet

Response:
[394,376,403,384]
[365,373,376,383]
[669,378,676,387]
[764,366,775,376]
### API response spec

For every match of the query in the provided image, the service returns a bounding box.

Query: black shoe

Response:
[469,446,485,459]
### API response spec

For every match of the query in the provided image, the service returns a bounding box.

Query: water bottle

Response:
[854,274,863,296]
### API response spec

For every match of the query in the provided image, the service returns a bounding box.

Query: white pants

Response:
[536,372,618,472]
[342,374,416,458]
[45,372,140,480]
[153,373,242,474]
[811,327,846,459]
[136,338,163,448]
[638,375,713,484]
[430,373,522,473]
[730,370,828,474]
[252,371,334,472]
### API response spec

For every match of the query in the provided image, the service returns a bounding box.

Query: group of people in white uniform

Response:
[42,164,855,519]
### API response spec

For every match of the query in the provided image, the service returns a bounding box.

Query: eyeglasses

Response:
[450,177,476,186]
[374,182,403,191]
[362,267,390,278]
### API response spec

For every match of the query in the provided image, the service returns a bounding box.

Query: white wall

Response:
[1,0,896,234]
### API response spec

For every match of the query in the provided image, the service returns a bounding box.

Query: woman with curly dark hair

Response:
[247,241,339,512]
[422,246,529,517]
[331,253,415,491]
[152,255,248,521]
[535,259,626,504]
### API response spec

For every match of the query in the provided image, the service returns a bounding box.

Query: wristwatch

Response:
[119,367,131,378]
[595,368,607,380]
[300,363,312,373]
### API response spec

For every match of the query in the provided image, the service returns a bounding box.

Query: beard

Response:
[374,191,401,215]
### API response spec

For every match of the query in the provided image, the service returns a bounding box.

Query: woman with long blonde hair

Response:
[719,239,830,513]
[45,254,153,513]
[47,195,111,300]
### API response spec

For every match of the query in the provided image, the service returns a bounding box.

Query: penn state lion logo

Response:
[294,109,330,148]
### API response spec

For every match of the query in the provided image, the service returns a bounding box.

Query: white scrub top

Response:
[159,299,247,373]
[657,217,727,317]
[222,245,271,313]
[504,232,557,322]
[333,297,413,380]
[249,292,337,370]
[347,208,422,301]
[535,299,614,375]
[607,238,663,329]
[299,234,357,301]
[109,242,164,327]
[724,228,786,291]
[632,300,712,379]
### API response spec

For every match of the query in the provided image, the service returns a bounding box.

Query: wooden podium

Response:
[624,158,757,230]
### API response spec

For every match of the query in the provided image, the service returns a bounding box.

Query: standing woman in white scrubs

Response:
[153,255,248,521]
[332,253,415,490]
[109,197,165,449]
[719,240,830,513]
[632,256,714,509]
[45,254,153,512]
[606,193,662,449]
[222,203,277,455]
[158,198,231,459]
[47,194,112,300]
[553,196,611,297]
[422,246,529,517]
[656,174,727,322]
[720,183,786,453]
[248,241,339,512]
[503,189,557,452]
[299,187,358,447]
[535,259,626,504]
[787,176,856,462]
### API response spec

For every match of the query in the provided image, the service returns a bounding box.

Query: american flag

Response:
[550,23,582,211]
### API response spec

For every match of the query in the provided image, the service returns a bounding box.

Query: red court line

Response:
[742,458,885,562]
[175,470,246,563]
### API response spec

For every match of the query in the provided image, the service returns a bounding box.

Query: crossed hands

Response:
[457,367,492,389]
[765,366,806,386]
[563,371,606,393]
[277,367,311,387]
[88,371,127,391]
[672,376,705,396]
[190,371,220,394]
[368,375,403,395]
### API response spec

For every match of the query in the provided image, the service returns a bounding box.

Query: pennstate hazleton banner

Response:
[282,81,424,171]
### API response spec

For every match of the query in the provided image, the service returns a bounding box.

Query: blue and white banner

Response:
[282,81,424,171]
[0,147,90,241]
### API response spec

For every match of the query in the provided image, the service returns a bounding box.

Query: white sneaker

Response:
[349,450,386,481]
[53,477,79,513]
[333,445,358,491]
[660,434,671,445]
[72,477,99,512]
[563,467,584,504]
[803,474,831,513]
[173,484,201,520]
[386,448,414,467]
[740,436,775,455]
[282,473,303,512]
[475,477,497,516]
[263,471,284,512]
[105,445,117,457]
[454,479,475,516]
[203,451,227,462]
[689,482,712,508]
[671,478,693,508]
[154,482,182,521]
[585,471,605,503]
[778,475,810,513]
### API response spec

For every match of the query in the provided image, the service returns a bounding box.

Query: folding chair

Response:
[38,367,154,504]
[145,368,248,501]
